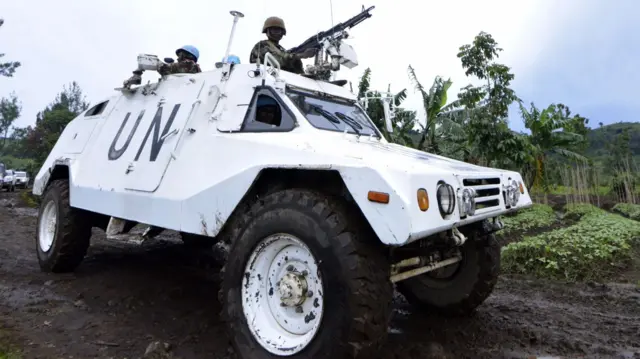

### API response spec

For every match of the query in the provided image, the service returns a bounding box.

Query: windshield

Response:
[16,172,26,178]
[5,170,13,176]
[286,89,380,137]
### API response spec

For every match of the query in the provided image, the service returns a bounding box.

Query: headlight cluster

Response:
[436,183,455,217]
[459,188,477,217]
[504,179,521,207]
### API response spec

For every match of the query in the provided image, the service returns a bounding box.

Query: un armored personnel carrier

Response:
[32,7,532,359]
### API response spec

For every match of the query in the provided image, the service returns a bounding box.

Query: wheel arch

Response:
[33,160,72,196]
[216,166,409,246]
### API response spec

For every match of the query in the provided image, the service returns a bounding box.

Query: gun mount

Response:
[359,90,396,133]
[290,5,375,79]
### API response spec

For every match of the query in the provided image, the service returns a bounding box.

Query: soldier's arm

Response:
[176,60,201,74]
[157,63,172,76]
[253,41,300,65]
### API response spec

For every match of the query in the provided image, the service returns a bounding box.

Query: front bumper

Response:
[405,171,533,244]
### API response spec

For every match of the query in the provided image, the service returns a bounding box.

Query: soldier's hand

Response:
[299,48,317,59]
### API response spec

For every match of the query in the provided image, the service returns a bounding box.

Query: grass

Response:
[501,203,640,282]
[0,350,21,359]
[18,191,38,208]
[0,329,20,359]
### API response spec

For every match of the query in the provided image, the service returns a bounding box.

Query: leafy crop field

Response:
[501,202,640,282]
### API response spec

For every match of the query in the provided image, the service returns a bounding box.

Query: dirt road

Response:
[1,190,639,359]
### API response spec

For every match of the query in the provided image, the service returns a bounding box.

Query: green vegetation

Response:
[0,349,21,359]
[501,204,557,234]
[0,328,21,359]
[612,203,640,221]
[502,204,640,281]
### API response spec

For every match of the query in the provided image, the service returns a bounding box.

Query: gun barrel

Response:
[288,5,375,53]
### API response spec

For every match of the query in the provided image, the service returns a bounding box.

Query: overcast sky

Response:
[1,0,638,133]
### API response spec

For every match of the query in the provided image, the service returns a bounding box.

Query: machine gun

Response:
[288,5,375,79]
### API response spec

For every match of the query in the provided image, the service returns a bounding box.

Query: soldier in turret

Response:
[123,45,201,88]
[249,17,316,74]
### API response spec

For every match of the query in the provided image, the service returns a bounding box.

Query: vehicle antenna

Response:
[224,10,244,63]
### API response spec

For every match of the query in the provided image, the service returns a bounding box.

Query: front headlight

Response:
[436,183,455,217]
[459,188,477,217]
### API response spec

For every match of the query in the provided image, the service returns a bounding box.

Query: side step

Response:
[105,216,164,244]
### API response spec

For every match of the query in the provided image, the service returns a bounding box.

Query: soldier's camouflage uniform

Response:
[123,59,201,88]
[158,59,201,75]
[249,40,304,74]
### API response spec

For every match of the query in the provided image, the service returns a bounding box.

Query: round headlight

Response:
[436,183,455,216]
[461,188,477,216]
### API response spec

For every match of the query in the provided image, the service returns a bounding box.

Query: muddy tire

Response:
[396,233,500,316]
[36,179,92,273]
[179,232,214,248]
[219,189,393,359]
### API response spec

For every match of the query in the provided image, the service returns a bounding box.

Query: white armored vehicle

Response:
[32,7,532,359]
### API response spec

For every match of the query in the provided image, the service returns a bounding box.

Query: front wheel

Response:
[36,179,92,273]
[396,232,500,316]
[219,189,393,359]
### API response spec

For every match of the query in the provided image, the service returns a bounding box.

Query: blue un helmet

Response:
[176,45,200,62]
[223,54,241,64]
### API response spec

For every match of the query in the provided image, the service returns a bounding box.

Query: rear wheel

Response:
[396,232,500,316]
[36,179,92,273]
[219,189,393,358]
[180,232,214,248]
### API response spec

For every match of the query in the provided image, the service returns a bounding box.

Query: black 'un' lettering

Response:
[134,104,181,162]
[108,110,145,160]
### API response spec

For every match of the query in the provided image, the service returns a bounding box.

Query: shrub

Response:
[502,204,640,281]
[612,203,640,221]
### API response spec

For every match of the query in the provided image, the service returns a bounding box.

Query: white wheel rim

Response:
[38,200,57,252]
[242,233,325,356]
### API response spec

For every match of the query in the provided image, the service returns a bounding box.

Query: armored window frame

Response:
[239,86,296,133]
[84,100,110,118]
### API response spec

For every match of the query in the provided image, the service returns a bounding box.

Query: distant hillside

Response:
[586,122,640,157]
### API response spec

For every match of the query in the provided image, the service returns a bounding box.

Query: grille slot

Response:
[462,177,502,213]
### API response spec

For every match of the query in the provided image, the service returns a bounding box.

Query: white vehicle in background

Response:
[14,171,29,189]
[30,7,532,359]
[0,162,5,189]
[2,169,16,192]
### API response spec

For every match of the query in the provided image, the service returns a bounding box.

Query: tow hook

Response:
[481,217,504,236]
[451,227,467,246]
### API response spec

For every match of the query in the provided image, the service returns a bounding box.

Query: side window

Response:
[241,88,295,132]
[84,100,109,117]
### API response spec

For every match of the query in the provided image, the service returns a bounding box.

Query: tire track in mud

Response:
[1,191,639,359]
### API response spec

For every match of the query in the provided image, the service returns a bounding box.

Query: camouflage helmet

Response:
[262,16,286,35]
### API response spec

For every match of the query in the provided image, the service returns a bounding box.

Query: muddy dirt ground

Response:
[1,190,639,359]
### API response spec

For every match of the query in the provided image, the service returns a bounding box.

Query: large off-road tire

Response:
[219,189,393,359]
[36,179,92,273]
[179,232,214,248]
[396,232,500,316]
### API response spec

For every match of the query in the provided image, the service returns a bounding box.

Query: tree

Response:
[356,68,418,147]
[518,102,589,190]
[0,19,21,77]
[449,31,525,167]
[407,66,455,154]
[22,81,89,169]
[0,92,21,152]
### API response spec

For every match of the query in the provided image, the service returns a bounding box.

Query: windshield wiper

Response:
[310,105,361,135]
